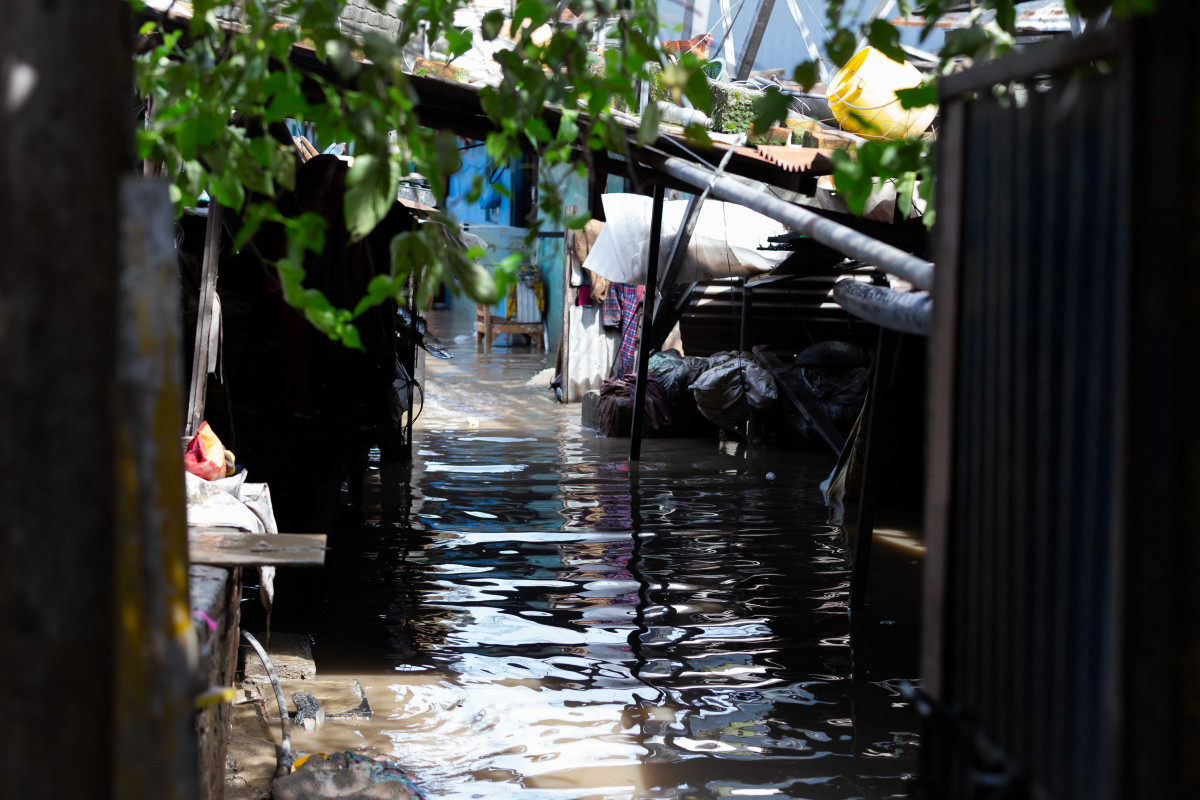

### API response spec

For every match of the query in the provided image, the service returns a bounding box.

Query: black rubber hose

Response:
[241,630,294,777]
[832,279,932,336]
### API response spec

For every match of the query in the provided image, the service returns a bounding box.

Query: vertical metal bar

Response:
[1103,37,1133,800]
[961,103,989,719]
[922,97,968,699]
[739,280,751,351]
[781,0,827,79]
[1012,78,1036,768]
[716,0,737,64]
[734,0,778,81]
[1030,77,1053,782]
[404,275,417,460]
[650,140,740,349]
[561,204,577,402]
[629,185,666,463]
[849,327,899,612]
[1050,72,1085,795]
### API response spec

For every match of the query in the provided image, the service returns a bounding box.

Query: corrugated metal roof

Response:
[753,146,836,173]
[890,1,1071,34]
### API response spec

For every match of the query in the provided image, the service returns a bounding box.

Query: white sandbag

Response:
[582,194,791,285]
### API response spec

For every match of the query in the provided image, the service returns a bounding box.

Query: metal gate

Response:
[920,15,1200,798]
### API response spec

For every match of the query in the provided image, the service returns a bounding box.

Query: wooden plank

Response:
[186,203,223,437]
[753,347,846,456]
[188,530,328,568]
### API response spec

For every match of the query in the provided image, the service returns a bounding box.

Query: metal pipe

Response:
[655,101,712,129]
[832,279,931,336]
[650,155,935,289]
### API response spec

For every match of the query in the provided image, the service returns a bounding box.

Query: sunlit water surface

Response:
[239,312,921,800]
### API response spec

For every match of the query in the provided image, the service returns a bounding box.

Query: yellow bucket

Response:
[829,47,937,140]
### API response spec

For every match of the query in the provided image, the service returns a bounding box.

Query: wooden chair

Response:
[474,303,546,352]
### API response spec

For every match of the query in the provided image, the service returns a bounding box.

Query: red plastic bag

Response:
[184,421,227,481]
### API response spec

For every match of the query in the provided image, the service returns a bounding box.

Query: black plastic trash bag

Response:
[691,354,777,430]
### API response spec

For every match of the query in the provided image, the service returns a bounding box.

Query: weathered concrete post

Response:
[0,6,198,799]
[0,4,128,797]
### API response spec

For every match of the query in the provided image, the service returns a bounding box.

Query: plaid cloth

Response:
[609,283,643,376]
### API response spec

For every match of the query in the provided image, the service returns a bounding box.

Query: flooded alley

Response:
[230,312,923,800]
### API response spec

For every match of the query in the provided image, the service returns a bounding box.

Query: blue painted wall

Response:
[445,140,512,225]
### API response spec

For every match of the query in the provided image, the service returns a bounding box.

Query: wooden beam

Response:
[188,530,328,568]
[186,203,223,437]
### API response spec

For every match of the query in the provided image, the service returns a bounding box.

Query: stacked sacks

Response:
[648,350,715,437]
[788,341,870,440]
[691,351,778,431]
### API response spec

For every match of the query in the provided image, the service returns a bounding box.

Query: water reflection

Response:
[247,328,920,800]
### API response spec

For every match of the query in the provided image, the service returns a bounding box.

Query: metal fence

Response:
[921,24,1134,799]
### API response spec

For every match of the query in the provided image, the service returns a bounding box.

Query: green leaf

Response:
[896,172,916,218]
[325,38,358,79]
[511,0,550,33]
[524,117,552,144]
[941,26,990,61]
[565,211,591,230]
[444,28,473,59]
[684,64,712,115]
[449,250,498,303]
[994,0,1016,33]
[339,323,363,350]
[209,172,245,211]
[683,123,713,149]
[866,19,906,65]
[637,101,662,146]
[352,274,398,317]
[828,28,858,68]
[792,61,820,92]
[481,10,506,40]
[751,87,790,135]
[895,81,937,109]
[344,154,401,241]
[231,203,273,252]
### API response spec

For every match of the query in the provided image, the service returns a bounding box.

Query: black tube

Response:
[241,631,294,776]
[832,279,932,336]
[647,154,936,290]
[630,184,666,462]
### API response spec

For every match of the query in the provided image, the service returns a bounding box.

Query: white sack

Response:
[582,194,791,285]
[185,471,280,613]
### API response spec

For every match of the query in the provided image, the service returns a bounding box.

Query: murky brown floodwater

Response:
[232,310,923,800]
